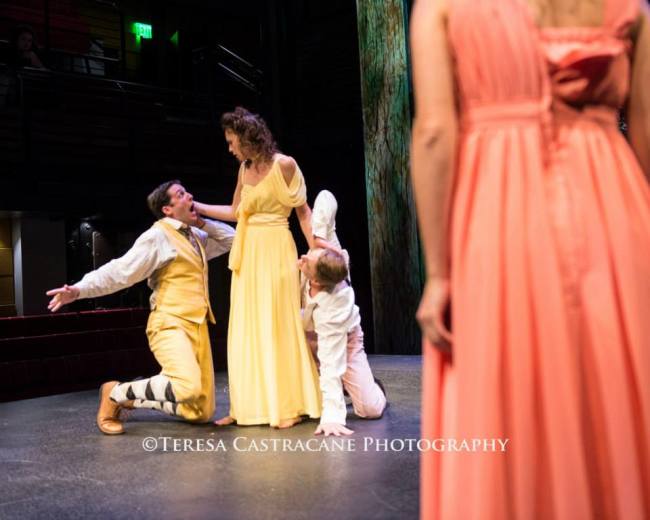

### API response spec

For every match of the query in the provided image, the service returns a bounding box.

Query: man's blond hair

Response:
[315,249,348,289]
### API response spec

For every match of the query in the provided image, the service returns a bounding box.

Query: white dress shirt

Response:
[75,217,235,307]
[303,280,361,425]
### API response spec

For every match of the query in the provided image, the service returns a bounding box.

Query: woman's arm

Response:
[409,0,457,349]
[627,4,650,183]
[194,171,243,222]
[296,203,314,249]
[410,0,457,279]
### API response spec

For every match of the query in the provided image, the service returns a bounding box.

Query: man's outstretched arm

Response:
[46,228,173,312]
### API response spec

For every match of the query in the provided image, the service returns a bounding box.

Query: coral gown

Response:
[227,160,321,426]
[421,0,650,518]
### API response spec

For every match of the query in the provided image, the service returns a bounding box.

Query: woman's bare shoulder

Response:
[274,153,298,178]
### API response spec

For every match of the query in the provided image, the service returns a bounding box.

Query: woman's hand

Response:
[416,276,452,353]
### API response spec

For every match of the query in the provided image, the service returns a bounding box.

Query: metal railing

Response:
[192,43,263,94]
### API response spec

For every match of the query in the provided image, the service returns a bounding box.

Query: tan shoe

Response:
[97,381,124,435]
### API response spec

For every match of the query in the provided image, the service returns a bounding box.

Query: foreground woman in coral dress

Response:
[196,107,321,428]
[410,0,650,518]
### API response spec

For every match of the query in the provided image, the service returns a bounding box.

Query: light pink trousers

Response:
[306,325,386,419]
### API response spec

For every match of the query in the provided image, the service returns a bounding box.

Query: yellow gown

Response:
[226,159,321,426]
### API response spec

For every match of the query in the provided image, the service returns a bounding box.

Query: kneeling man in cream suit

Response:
[47,180,235,434]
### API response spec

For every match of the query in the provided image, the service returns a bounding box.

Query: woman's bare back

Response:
[522,0,605,28]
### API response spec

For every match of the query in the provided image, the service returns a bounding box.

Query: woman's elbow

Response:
[296,204,311,221]
[412,118,457,149]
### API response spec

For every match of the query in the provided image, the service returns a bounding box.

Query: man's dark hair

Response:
[147,179,180,219]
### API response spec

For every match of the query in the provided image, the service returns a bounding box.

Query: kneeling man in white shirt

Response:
[299,191,387,437]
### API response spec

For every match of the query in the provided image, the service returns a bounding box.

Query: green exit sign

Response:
[132,22,152,39]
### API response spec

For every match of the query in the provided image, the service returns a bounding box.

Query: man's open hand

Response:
[46,284,80,312]
[314,423,354,437]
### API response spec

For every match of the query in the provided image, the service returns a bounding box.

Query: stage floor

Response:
[0,355,421,520]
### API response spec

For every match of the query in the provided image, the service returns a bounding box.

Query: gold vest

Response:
[152,220,215,324]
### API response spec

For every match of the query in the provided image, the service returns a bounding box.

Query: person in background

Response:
[9,25,46,69]
[410,0,650,518]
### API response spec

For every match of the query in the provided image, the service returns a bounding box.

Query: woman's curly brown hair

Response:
[221,107,279,164]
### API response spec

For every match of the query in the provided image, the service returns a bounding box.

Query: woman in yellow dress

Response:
[195,107,321,428]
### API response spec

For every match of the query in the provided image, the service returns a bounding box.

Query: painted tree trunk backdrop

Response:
[356,0,422,354]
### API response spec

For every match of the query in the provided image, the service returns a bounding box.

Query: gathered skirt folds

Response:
[421,118,650,519]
